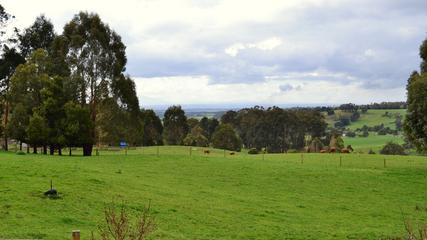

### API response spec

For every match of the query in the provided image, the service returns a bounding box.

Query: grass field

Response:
[325,109,407,153]
[344,134,405,153]
[1,146,427,239]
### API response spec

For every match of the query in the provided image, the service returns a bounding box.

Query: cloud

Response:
[2,0,426,105]
[225,37,282,57]
[279,84,302,92]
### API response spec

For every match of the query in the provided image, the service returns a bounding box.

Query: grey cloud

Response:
[125,0,427,90]
[279,84,302,92]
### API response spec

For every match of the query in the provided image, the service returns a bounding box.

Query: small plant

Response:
[368,149,376,154]
[16,151,26,155]
[92,201,157,240]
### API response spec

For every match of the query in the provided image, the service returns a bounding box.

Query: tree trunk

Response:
[19,142,22,151]
[50,145,54,155]
[33,146,37,154]
[69,147,72,156]
[43,145,47,155]
[83,144,92,156]
[3,101,9,151]
[58,147,62,156]
[27,144,29,153]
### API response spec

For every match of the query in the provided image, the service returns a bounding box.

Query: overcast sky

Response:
[3,0,427,108]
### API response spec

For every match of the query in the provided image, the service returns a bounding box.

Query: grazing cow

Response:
[341,148,350,154]
[203,150,210,155]
[320,150,327,153]
[229,152,235,155]
[346,145,354,152]
[329,147,337,153]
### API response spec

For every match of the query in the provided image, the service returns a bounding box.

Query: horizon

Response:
[3,0,426,107]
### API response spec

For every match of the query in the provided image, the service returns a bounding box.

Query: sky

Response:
[2,0,427,108]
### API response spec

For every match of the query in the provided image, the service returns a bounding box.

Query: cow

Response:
[341,148,350,154]
[203,150,210,155]
[229,152,235,155]
[320,150,327,153]
[329,147,337,153]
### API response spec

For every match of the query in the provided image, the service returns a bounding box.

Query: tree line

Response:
[0,8,141,155]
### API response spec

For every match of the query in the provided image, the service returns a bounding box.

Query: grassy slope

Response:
[1,146,427,239]
[325,109,407,152]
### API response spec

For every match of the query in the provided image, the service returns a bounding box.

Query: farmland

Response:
[0,147,426,239]
[324,109,407,153]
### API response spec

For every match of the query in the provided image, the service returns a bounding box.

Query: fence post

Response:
[157,145,159,157]
[72,230,80,240]
[340,156,342,167]
[384,158,386,168]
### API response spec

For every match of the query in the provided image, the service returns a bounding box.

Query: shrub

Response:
[16,151,26,155]
[368,149,376,154]
[247,148,259,154]
[346,131,356,137]
[360,130,369,137]
[92,201,156,240]
[380,142,406,155]
[377,128,388,135]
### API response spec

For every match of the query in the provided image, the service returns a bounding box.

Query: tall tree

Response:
[27,112,49,153]
[0,4,14,45]
[63,101,93,155]
[141,109,163,146]
[420,37,427,74]
[404,72,427,152]
[163,105,188,145]
[62,12,132,155]
[6,103,28,150]
[0,47,24,150]
[18,15,56,58]
[212,124,242,152]
[404,37,427,153]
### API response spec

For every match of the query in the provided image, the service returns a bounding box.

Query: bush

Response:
[247,148,259,154]
[346,131,356,137]
[377,128,387,135]
[368,149,376,154]
[16,151,26,155]
[380,142,406,155]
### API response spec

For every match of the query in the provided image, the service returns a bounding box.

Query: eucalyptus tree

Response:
[61,12,137,155]
[404,37,427,153]
[18,15,56,58]
[0,47,24,150]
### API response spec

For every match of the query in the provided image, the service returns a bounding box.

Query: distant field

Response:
[344,134,405,153]
[1,146,426,239]
[325,109,407,152]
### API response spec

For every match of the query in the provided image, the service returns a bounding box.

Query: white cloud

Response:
[225,37,282,57]
[2,0,425,106]
[135,75,405,106]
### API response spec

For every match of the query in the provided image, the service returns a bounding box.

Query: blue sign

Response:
[119,141,127,148]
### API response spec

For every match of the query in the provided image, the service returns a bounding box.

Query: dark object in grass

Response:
[44,180,58,197]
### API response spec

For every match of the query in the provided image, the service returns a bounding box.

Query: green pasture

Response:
[0,146,426,239]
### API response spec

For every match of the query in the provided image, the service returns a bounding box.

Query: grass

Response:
[325,109,407,152]
[344,134,405,153]
[1,146,427,239]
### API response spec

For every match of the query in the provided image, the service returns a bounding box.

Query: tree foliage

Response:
[404,37,427,153]
[163,105,188,145]
[212,123,242,152]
